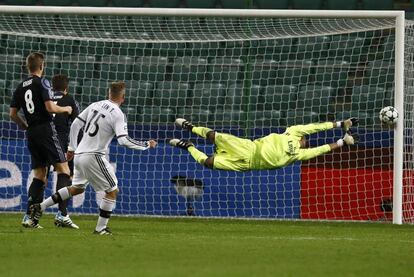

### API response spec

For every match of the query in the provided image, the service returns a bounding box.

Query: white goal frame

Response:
[0,6,405,224]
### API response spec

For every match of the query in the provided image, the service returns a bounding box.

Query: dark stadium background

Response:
[1,0,413,221]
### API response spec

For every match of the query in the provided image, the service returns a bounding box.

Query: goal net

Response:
[0,7,413,223]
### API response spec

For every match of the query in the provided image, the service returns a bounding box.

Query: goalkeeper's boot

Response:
[22,214,43,229]
[342,117,359,131]
[54,211,79,229]
[175,118,194,131]
[169,139,194,150]
[93,227,112,235]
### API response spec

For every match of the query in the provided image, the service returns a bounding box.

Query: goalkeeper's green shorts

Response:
[212,132,255,172]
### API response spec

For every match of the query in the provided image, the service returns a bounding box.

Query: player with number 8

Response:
[9,52,73,228]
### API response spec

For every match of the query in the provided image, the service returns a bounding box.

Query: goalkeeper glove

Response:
[337,131,359,147]
[339,117,359,131]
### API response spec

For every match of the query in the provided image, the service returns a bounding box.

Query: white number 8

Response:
[25,89,35,114]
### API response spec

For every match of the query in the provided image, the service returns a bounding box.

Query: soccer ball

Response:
[379,106,398,125]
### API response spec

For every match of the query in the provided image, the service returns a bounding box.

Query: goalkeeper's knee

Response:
[188,146,208,165]
[206,131,216,143]
[204,157,214,169]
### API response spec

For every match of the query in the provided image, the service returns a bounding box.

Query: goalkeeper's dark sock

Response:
[26,178,45,215]
[56,174,71,216]
[96,198,116,232]
[192,127,213,139]
[41,187,71,211]
[188,146,208,165]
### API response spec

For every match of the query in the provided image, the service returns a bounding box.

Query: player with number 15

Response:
[31,81,157,234]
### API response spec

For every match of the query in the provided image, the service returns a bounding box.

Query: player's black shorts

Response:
[57,133,74,176]
[27,122,67,169]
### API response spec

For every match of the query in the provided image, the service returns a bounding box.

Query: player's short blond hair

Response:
[26,52,44,73]
[109,81,126,97]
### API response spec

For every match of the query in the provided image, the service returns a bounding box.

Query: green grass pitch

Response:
[1,213,414,276]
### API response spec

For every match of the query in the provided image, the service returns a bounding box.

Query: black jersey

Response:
[52,90,81,136]
[10,75,53,128]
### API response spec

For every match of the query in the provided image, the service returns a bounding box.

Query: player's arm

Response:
[114,113,157,150]
[286,122,334,137]
[296,132,358,161]
[40,77,72,115]
[45,100,72,115]
[9,107,28,130]
[9,89,28,130]
[66,115,84,161]
[67,106,90,154]
[296,144,332,161]
[69,98,81,121]
[118,135,157,150]
[285,118,358,137]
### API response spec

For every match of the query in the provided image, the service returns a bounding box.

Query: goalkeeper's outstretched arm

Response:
[296,132,357,161]
[286,118,358,137]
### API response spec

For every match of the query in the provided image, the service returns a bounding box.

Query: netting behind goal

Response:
[0,9,413,222]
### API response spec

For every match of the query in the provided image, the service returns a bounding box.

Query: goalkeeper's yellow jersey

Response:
[250,122,333,170]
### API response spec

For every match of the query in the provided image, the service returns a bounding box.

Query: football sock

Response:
[26,178,45,215]
[40,187,71,211]
[188,146,208,165]
[57,173,71,216]
[96,197,116,232]
[192,127,213,139]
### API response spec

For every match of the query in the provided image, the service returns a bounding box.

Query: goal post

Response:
[0,6,411,224]
[394,12,404,225]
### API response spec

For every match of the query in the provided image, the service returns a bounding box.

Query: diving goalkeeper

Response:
[169,118,358,172]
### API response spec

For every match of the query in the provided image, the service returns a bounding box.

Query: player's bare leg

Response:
[33,167,48,183]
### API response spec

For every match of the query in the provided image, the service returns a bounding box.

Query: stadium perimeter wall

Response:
[0,122,404,221]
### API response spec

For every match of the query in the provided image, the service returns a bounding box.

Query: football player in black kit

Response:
[51,74,81,229]
[9,52,73,228]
